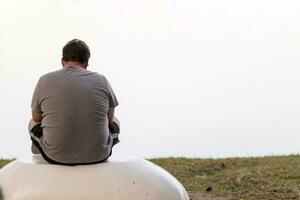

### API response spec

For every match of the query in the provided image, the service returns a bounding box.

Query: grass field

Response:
[0,159,12,169]
[151,155,300,200]
[1,155,300,200]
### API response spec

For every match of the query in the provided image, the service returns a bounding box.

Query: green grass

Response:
[1,155,300,200]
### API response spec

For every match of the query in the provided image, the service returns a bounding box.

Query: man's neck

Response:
[62,61,87,69]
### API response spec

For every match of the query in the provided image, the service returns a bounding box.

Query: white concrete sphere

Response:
[0,155,189,200]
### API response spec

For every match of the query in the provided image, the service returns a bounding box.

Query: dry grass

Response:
[151,155,300,200]
[0,159,12,169]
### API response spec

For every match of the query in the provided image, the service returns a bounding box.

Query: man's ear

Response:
[84,61,89,68]
[61,58,65,67]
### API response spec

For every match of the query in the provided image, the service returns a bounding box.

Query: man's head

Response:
[62,39,90,68]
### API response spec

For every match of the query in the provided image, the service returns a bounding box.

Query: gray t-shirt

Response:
[31,65,118,164]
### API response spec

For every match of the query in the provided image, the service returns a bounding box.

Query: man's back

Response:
[31,65,118,164]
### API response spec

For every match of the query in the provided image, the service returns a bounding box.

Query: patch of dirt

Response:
[189,192,227,200]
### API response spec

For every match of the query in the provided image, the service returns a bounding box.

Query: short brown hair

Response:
[62,39,90,64]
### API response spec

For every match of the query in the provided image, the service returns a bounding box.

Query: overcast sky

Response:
[1,0,300,158]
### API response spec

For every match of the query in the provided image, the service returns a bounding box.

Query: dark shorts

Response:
[29,120,120,166]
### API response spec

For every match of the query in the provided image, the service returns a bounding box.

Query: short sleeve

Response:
[31,78,42,114]
[105,77,119,108]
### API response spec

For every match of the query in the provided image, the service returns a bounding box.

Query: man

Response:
[29,39,120,165]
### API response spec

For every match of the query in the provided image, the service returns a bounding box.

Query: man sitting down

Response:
[29,39,120,165]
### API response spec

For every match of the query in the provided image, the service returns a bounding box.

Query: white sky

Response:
[0,0,300,158]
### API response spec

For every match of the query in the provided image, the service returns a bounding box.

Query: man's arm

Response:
[28,112,42,136]
[108,107,120,134]
[105,77,118,124]
[31,78,42,123]
[107,107,115,124]
[32,112,42,123]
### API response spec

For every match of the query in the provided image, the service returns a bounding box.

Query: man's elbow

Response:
[32,112,42,122]
[107,107,115,124]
